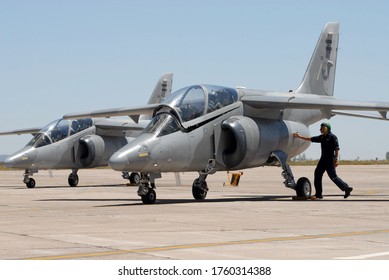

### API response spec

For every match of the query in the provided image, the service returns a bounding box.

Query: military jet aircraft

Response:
[1,73,173,188]
[65,23,389,204]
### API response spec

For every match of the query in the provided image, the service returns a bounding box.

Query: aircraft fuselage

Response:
[108,88,318,174]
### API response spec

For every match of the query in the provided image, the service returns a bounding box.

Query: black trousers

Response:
[314,161,349,196]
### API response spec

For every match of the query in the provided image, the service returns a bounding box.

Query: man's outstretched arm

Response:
[293,132,311,142]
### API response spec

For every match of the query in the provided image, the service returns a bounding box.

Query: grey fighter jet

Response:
[65,23,389,204]
[1,73,173,188]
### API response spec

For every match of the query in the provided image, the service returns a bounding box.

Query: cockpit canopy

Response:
[26,118,93,148]
[143,85,238,137]
[162,85,238,122]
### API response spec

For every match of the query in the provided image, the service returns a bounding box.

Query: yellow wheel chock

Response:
[223,171,243,187]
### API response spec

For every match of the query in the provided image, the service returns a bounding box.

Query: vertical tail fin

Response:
[146,73,173,104]
[295,22,339,96]
[138,73,173,122]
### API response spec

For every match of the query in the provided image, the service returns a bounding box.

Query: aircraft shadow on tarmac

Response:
[17,184,128,189]
[36,194,389,207]
[37,195,289,207]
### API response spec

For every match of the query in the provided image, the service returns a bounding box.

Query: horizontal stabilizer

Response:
[332,111,389,121]
[241,94,389,112]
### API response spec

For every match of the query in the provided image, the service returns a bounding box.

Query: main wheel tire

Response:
[26,178,36,188]
[192,178,208,200]
[129,172,140,185]
[141,189,156,204]
[68,174,79,187]
[295,177,312,198]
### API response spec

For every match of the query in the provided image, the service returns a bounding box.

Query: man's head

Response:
[320,122,331,134]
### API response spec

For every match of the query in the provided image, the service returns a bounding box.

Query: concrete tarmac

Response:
[0,165,389,260]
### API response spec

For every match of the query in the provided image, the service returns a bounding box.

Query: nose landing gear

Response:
[138,185,156,204]
[23,169,36,188]
[136,173,159,204]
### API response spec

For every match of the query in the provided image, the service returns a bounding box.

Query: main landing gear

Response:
[23,169,81,188]
[134,172,211,204]
[68,169,79,187]
[192,174,209,200]
[270,151,312,198]
[122,172,141,185]
[191,159,215,201]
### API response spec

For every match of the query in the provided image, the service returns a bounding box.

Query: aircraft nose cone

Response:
[4,147,37,168]
[3,156,14,168]
[108,153,128,171]
[109,135,153,172]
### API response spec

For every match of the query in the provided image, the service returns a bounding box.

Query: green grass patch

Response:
[289,160,389,166]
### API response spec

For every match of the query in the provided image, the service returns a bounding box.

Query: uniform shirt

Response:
[311,132,339,164]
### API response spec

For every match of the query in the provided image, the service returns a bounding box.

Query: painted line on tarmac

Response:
[335,251,389,260]
[25,229,389,260]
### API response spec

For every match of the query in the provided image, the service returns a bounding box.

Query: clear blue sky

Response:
[1,0,389,160]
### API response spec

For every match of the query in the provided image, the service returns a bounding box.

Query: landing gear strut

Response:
[191,159,215,200]
[270,151,311,198]
[68,169,79,187]
[137,173,157,204]
[23,169,36,188]
[192,174,209,200]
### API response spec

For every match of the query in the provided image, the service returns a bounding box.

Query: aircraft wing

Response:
[93,119,147,137]
[94,120,145,131]
[63,73,173,122]
[241,94,389,120]
[0,127,41,136]
[63,104,157,122]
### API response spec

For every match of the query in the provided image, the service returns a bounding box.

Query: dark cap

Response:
[320,122,331,131]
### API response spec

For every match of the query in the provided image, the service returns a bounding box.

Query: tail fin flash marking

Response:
[147,73,173,104]
[138,73,173,122]
[296,22,339,96]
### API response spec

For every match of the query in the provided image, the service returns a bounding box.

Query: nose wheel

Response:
[138,183,156,204]
[23,169,36,188]
[137,173,157,204]
[26,178,36,188]
[140,187,156,204]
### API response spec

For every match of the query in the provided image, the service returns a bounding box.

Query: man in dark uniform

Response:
[293,123,353,199]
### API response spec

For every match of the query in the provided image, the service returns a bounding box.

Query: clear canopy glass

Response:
[26,118,94,148]
[143,113,181,137]
[162,85,238,122]
[143,85,238,137]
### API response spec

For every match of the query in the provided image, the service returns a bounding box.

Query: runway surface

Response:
[0,165,388,260]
